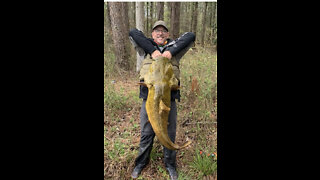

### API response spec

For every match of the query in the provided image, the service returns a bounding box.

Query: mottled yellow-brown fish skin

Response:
[144,56,191,150]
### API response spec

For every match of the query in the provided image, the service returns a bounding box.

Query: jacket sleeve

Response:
[129,28,157,55]
[167,32,196,57]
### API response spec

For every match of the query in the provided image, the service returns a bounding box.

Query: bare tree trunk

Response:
[190,2,193,32]
[129,2,136,30]
[150,2,153,27]
[135,2,145,72]
[210,2,214,45]
[104,2,107,55]
[121,2,130,38]
[212,2,217,46]
[104,2,112,54]
[133,2,136,26]
[164,2,170,24]
[167,2,172,31]
[208,2,212,44]
[136,2,144,32]
[108,2,130,71]
[157,2,164,20]
[192,2,198,38]
[179,2,184,34]
[106,2,112,28]
[146,2,149,35]
[201,2,208,46]
[184,2,189,33]
[189,2,194,32]
[170,2,181,40]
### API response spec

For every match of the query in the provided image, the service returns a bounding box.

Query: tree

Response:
[208,2,213,44]
[104,3,107,55]
[129,2,136,30]
[191,2,198,38]
[201,2,208,46]
[104,2,112,55]
[179,2,184,34]
[170,2,181,40]
[150,2,154,27]
[136,2,144,32]
[108,2,130,71]
[180,2,190,34]
[212,2,217,46]
[188,2,192,31]
[157,2,164,20]
[135,2,145,72]
[146,2,149,35]
[121,2,130,39]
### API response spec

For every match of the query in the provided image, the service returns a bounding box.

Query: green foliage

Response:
[179,47,217,122]
[157,165,169,178]
[190,148,217,177]
[177,170,193,180]
[129,90,140,102]
[104,83,130,112]
[108,139,127,161]
[104,53,116,78]
[150,147,162,162]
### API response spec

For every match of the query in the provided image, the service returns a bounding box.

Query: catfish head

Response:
[139,56,191,150]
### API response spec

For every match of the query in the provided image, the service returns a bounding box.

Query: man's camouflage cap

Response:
[152,20,168,31]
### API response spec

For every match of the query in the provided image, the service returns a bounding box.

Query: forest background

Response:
[104,1,217,179]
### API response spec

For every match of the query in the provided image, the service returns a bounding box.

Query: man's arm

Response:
[166,32,196,57]
[129,28,157,55]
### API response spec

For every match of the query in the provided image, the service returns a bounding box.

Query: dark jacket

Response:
[129,29,195,101]
[129,29,195,56]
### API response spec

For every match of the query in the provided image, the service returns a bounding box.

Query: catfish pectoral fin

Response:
[159,99,170,115]
[159,99,170,112]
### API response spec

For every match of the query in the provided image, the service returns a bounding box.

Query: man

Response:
[129,20,195,180]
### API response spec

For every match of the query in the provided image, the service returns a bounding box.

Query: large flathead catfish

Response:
[139,56,192,150]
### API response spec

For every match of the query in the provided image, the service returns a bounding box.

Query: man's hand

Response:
[151,50,162,59]
[162,51,172,59]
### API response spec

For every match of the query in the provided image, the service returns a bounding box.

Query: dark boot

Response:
[131,164,144,179]
[164,147,178,180]
[132,134,155,178]
[166,165,178,180]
